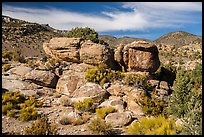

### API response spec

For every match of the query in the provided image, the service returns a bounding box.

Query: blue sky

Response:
[2,2,202,40]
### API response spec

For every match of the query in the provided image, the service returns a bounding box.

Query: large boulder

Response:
[43,37,82,62]
[80,40,115,68]
[71,82,108,103]
[24,70,58,88]
[105,112,132,127]
[114,41,160,72]
[56,63,94,96]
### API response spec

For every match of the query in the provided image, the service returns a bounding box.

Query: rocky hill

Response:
[154,31,202,47]
[2,15,66,58]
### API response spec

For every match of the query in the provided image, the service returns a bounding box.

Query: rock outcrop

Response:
[43,37,82,62]
[24,70,58,88]
[114,41,160,72]
[105,112,132,127]
[71,82,108,103]
[43,38,115,68]
[80,40,115,68]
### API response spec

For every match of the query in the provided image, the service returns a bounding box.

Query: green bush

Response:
[24,116,58,135]
[2,91,26,115]
[18,106,38,122]
[74,98,96,113]
[2,91,41,121]
[96,107,116,119]
[123,73,148,87]
[85,64,124,86]
[169,67,202,135]
[67,27,108,45]
[87,117,114,135]
[135,92,167,117]
[2,64,11,71]
[2,50,25,63]
[127,116,180,135]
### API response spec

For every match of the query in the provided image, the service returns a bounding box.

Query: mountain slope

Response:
[154,31,202,47]
[2,15,66,58]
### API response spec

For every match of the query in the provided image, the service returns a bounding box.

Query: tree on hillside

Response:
[67,27,108,46]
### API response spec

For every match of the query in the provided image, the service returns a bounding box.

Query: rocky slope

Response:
[2,15,66,58]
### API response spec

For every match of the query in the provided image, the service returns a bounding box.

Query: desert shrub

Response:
[123,73,148,87]
[135,92,167,117]
[2,91,26,115]
[71,117,85,126]
[87,117,114,135]
[67,27,108,45]
[96,107,116,119]
[59,117,72,125]
[7,110,17,117]
[18,106,38,122]
[74,98,96,113]
[85,64,124,86]
[169,67,202,135]
[2,64,11,71]
[24,116,58,135]
[2,91,41,121]
[127,115,180,135]
[2,50,25,63]
[2,102,14,115]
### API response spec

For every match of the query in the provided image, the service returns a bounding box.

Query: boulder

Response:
[24,70,58,88]
[107,82,144,97]
[126,100,144,117]
[43,37,82,62]
[98,99,125,112]
[105,112,132,127]
[8,64,33,78]
[56,63,94,96]
[56,70,85,96]
[71,82,108,103]
[158,81,169,91]
[114,41,160,72]
[80,40,115,68]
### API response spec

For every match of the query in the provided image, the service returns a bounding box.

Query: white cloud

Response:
[2,2,202,32]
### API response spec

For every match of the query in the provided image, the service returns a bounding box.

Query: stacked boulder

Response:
[114,41,160,72]
[43,38,115,69]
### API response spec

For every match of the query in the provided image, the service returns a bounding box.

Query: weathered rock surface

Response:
[71,82,108,103]
[56,63,94,96]
[43,37,82,62]
[98,99,125,112]
[114,41,160,72]
[56,70,84,96]
[105,112,132,127]
[80,40,115,68]
[24,70,58,88]
[8,64,33,78]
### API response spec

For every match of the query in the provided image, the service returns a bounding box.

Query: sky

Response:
[2,2,202,40]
